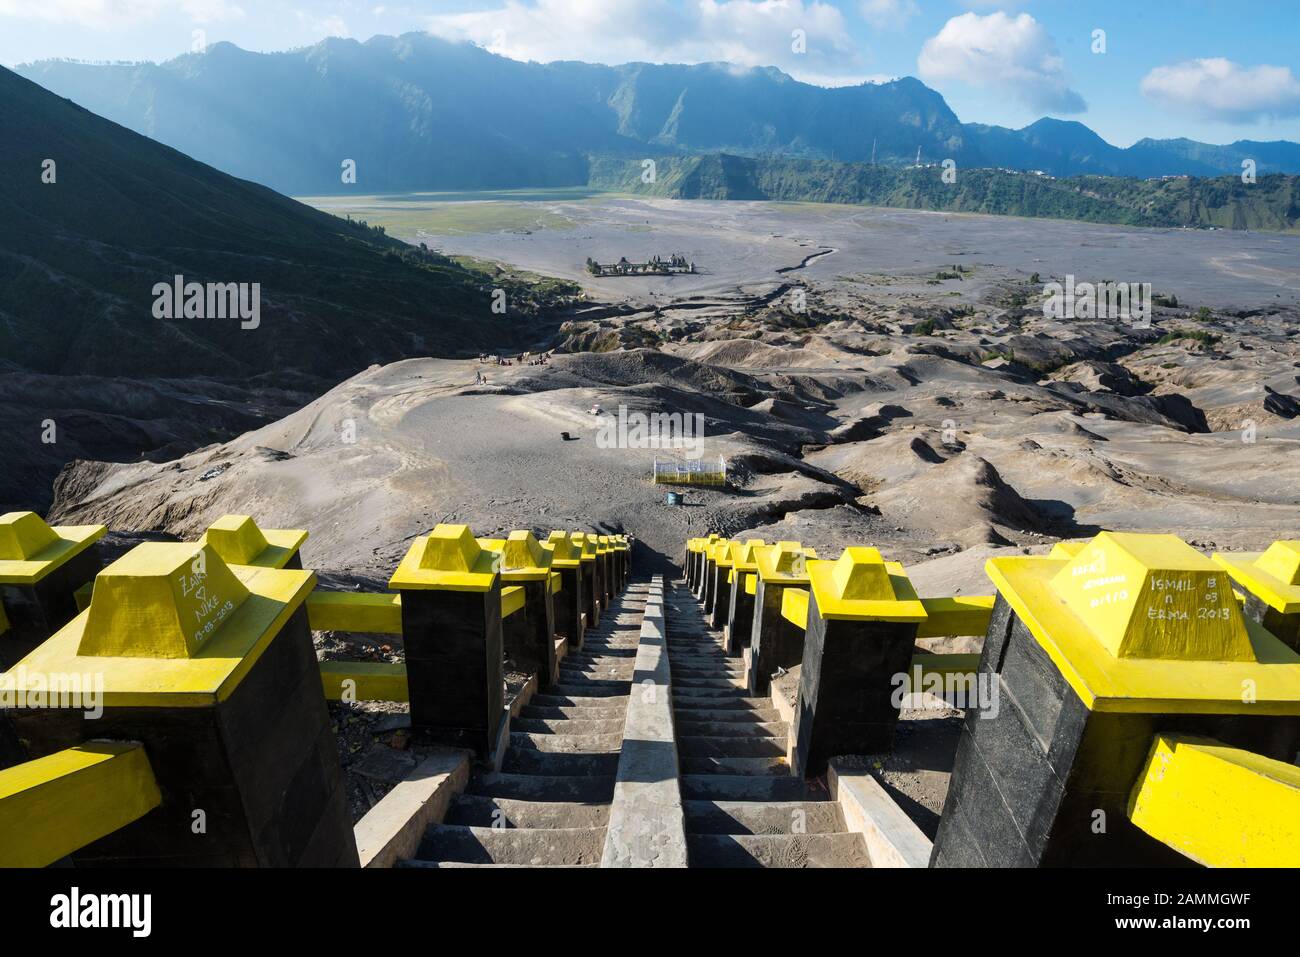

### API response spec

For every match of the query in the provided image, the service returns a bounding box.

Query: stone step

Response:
[675,677,747,690]
[564,650,637,660]
[415,824,606,866]
[680,774,810,803]
[562,654,636,664]
[512,717,625,735]
[671,695,775,710]
[559,667,636,681]
[681,756,790,776]
[668,661,736,673]
[674,666,745,678]
[518,704,626,721]
[502,748,621,776]
[445,794,611,829]
[561,657,636,669]
[546,682,630,698]
[676,720,787,738]
[687,833,871,868]
[530,693,630,709]
[467,772,615,803]
[671,689,753,703]
[683,800,846,836]
[398,861,598,868]
[509,731,623,753]
[678,736,787,758]
[675,708,784,725]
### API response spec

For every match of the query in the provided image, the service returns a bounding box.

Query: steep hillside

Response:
[0,64,574,381]
[588,155,1300,230]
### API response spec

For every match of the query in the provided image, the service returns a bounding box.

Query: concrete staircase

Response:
[401,582,649,867]
[665,581,871,868]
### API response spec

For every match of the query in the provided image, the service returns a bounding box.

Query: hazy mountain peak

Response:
[15,40,1300,194]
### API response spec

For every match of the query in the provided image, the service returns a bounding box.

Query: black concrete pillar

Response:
[554,565,585,650]
[391,525,505,760]
[701,549,720,603]
[748,579,809,695]
[790,593,919,777]
[400,584,504,757]
[723,542,764,657]
[486,531,559,688]
[1,546,104,669]
[0,514,106,670]
[724,574,750,657]
[544,532,585,652]
[708,561,733,630]
[932,533,1300,867]
[3,541,358,866]
[503,578,557,687]
[598,539,614,606]
[572,534,601,628]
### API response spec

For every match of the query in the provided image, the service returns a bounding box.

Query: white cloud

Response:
[296,9,349,39]
[799,71,896,87]
[426,0,864,86]
[0,0,245,27]
[1140,58,1300,124]
[859,0,916,31]
[917,11,1085,114]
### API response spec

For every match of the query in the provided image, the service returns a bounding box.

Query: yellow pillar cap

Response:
[1048,539,1089,560]
[1213,540,1300,615]
[829,547,894,601]
[503,531,545,568]
[389,524,498,591]
[501,531,553,579]
[1257,541,1300,587]
[202,514,270,565]
[544,531,581,566]
[199,515,308,569]
[1050,532,1253,662]
[572,532,599,561]
[0,512,59,560]
[762,542,807,579]
[986,532,1300,713]
[806,547,926,621]
[733,540,766,571]
[78,543,250,659]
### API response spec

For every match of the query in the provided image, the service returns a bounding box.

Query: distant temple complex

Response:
[586,254,695,277]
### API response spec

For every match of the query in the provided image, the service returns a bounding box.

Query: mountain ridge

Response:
[20,32,1300,196]
[586,154,1300,230]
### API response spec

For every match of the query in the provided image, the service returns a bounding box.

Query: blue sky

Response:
[3,1,1298,147]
